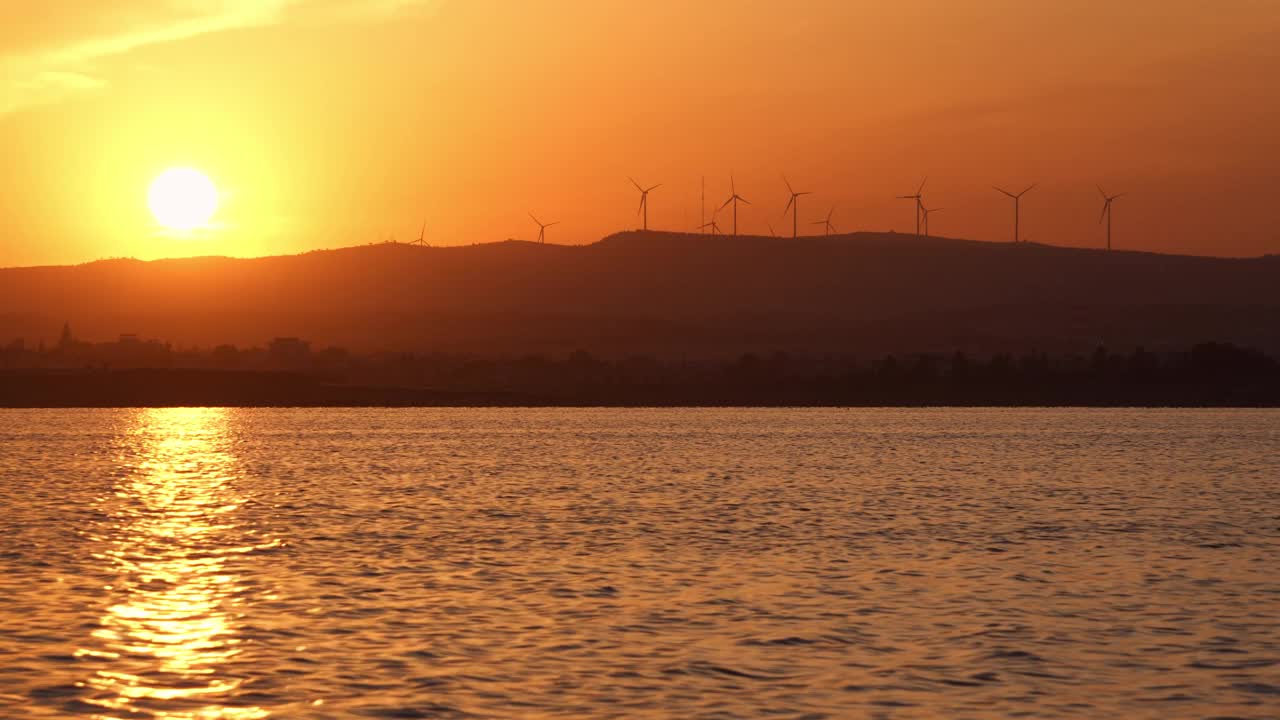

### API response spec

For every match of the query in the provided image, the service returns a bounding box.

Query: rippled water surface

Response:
[1,408,1278,719]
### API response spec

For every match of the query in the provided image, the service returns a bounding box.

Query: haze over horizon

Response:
[2,1,1278,267]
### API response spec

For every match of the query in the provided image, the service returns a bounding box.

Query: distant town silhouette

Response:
[2,325,1276,406]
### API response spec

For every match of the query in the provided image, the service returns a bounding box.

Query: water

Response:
[1,408,1278,719]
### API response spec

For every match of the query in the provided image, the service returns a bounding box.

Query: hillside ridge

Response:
[2,231,1276,356]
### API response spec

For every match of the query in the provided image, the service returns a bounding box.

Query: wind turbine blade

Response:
[637,197,645,215]
[1022,183,1038,195]
[529,212,540,224]
[547,221,560,227]
[1097,185,1108,199]
[783,197,795,216]
[629,177,642,191]
[917,177,928,194]
[647,184,662,192]
[1099,201,1109,223]
[719,197,734,211]
[738,196,751,205]
[994,186,1015,198]
[783,175,796,195]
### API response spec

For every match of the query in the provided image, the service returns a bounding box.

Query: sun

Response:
[148,167,219,232]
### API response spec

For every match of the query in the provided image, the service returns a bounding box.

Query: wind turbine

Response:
[994,183,1036,243]
[782,176,812,239]
[1098,186,1125,251]
[629,177,661,231]
[811,207,838,236]
[412,220,429,246]
[719,177,750,236]
[697,210,723,236]
[897,178,927,236]
[529,212,559,243]
[766,221,777,238]
[920,205,944,237]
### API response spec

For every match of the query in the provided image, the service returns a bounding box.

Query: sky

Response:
[0,0,1277,267]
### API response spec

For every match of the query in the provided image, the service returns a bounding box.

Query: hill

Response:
[2,232,1278,357]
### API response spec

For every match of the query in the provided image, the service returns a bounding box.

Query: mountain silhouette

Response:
[2,232,1277,356]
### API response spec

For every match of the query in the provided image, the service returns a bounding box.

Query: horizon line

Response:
[1,228,1274,271]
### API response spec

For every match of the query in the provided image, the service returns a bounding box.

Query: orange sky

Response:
[1,0,1277,266]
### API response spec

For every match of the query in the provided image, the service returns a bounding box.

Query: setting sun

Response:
[147,168,219,233]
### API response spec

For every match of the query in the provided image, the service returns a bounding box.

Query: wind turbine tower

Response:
[700,176,705,232]
[994,184,1037,243]
[629,177,661,231]
[529,212,559,244]
[782,176,812,239]
[920,205,943,238]
[698,210,723,236]
[1098,186,1125,251]
[719,177,750,236]
[811,207,838,236]
[898,178,927,236]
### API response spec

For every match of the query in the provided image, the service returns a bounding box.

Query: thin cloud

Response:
[0,0,440,116]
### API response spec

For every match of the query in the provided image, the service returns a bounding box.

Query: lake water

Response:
[1,408,1277,719]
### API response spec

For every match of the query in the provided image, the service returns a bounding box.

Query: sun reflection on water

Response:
[78,408,276,719]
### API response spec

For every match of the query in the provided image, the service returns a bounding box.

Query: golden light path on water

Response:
[78,408,277,720]
[0,408,1273,717]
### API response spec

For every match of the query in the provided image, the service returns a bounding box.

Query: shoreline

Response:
[3,368,1279,409]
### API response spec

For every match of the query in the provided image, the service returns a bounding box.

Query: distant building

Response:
[268,337,311,368]
[1,338,29,369]
[52,321,91,366]
[58,322,75,350]
[212,344,241,369]
[104,333,171,368]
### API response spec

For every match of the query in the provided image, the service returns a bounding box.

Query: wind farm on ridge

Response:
[398,173,1131,253]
